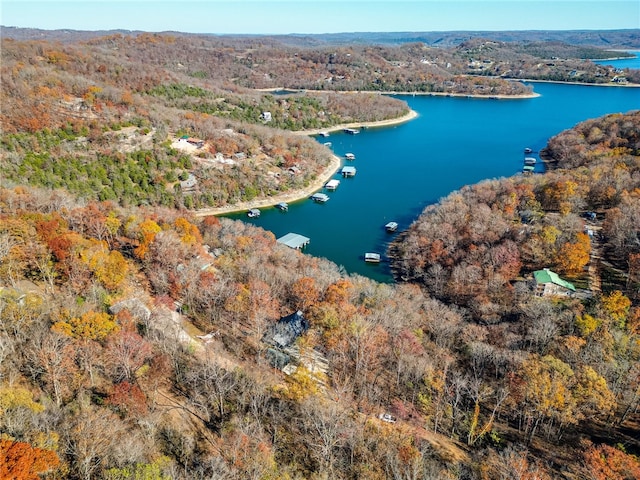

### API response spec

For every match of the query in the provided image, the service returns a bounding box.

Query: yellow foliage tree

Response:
[52,310,119,341]
[601,290,631,328]
[575,313,601,337]
[574,365,616,419]
[174,217,202,245]
[0,385,45,416]
[81,242,129,291]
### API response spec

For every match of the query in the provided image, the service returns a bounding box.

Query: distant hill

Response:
[2,26,639,49]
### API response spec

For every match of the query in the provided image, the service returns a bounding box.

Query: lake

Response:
[226,82,639,282]
[593,50,640,69]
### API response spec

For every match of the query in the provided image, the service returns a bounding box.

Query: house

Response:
[533,269,576,297]
[263,311,309,349]
[179,135,205,148]
[260,111,272,122]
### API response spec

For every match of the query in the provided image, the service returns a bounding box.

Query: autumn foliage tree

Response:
[0,439,60,480]
[581,441,640,480]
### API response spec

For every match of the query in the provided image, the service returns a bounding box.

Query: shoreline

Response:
[193,110,419,216]
[291,109,419,136]
[259,87,540,100]
[193,153,343,217]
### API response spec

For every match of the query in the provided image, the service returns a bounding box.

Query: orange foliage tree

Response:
[582,442,640,480]
[555,232,591,275]
[0,439,60,480]
[134,219,162,260]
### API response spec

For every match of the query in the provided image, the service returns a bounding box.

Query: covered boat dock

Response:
[277,233,311,250]
[341,166,357,177]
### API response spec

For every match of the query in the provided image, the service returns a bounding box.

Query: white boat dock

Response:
[311,193,330,202]
[345,153,355,160]
[341,166,356,177]
[276,202,288,211]
[524,157,536,165]
[324,179,340,190]
[344,128,360,135]
[319,132,329,137]
[247,208,261,218]
[364,252,381,263]
[277,233,310,250]
[385,221,398,232]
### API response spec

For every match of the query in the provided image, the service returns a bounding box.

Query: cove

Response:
[225,82,639,283]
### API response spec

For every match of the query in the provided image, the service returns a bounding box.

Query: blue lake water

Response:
[226,82,639,282]
[593,50,640,69]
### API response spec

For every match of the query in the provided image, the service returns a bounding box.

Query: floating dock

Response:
[524,157,537,165]
[275,202,288,212]
[385,221,398,232]
[310,193,330,202]
[344,128,360,135]
[247,208,261,218]
[364,252,381,263]
[277,233,310,250]
[345,153,355,160]
[341,166,356,177]
[324,179,340,190]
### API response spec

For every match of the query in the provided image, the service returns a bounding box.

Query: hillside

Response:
[1,29,640,479]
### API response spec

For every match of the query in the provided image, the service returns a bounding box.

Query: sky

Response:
[2,0,639,35]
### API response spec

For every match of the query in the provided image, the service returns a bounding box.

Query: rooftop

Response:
[534,269,576,291]
[277,232,310,250]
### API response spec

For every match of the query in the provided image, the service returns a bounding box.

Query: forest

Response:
[1,27,640,479]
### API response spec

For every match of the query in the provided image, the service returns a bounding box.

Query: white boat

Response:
[385,221,398,232]
[364,252,381,263]
[323,142,332,147]
[344,128,360,135]
[524,157,537,165]
[345,153,355,160]
[324,179,340,190]
[275,202,288,211]
[310,193,330,203]
[247,208,261,218]
[319,132,329,137]
[524,147,533,154]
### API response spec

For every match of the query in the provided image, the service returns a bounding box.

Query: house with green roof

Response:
[533,268,576,297]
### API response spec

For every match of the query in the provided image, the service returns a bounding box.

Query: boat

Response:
[364,252,381,263]
[275,202,289,212]
[524,147,533,154]
[524,157,536,165]
[247,208,261,218]
[523,165,535,174]
[385,221,398,232]
[323,142,332,147]
[318,132,329,137]
[345,153,355,160]
[324,179,340,190]
[310,193,330,203]
[344,128,360,135]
